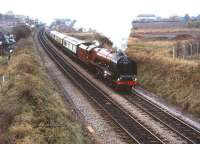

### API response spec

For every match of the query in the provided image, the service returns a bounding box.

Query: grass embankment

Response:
[0,56,8,66]
[0,37,88,143]
[128,38,173,58]
[132,28,200,35]
[127,39,200,116]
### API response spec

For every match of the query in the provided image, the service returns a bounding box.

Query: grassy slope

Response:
[0,37,88,144]
[132,28,200,35]
[128,38,173,58]
[0,56,8,66]
[0,56,7,75]
[127,38,200,117]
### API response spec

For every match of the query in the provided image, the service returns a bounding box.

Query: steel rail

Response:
[123,90,200,144]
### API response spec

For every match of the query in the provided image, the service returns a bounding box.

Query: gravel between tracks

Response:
[34,33,127,144]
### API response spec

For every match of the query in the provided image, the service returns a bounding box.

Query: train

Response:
[46,30,138,91]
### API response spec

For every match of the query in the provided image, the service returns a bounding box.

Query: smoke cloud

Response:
[73,1,134,51]
[93,17,132,51]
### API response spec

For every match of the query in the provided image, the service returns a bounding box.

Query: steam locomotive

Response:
[46,30,138,90]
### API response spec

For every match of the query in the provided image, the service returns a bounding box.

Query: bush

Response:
[12,25,31,41]
[187,20,200,28]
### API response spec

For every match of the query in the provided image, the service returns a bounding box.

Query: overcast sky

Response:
[1,0,200,50]
[1,0,200,23]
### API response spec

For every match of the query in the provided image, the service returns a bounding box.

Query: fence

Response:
[173,40,200,59]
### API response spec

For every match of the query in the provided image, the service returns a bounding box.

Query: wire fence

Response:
[173,40,200,59]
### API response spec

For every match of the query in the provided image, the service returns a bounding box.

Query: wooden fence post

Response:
[198,41,200,56]
[190,43,193,58]
[183,44,186,59]
[173,46,176,59]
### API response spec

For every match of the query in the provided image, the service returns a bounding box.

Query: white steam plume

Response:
[88,16,132,51]
[71,0,135,51]
[76,19,132,51]
[42,0,136,51]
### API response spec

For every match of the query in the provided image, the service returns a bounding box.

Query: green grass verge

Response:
[0,37,88,144]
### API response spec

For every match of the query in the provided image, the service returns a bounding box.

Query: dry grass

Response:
[132,28,200,35]
[0,37,88,144]
[0,56,8,84]
[0,56,8,65]
[128,37,175,59]
[128,36,200,64]
[127,37,200,116]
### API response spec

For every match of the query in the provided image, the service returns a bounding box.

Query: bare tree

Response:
[12,25,31,41]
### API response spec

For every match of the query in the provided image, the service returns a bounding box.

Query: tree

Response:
[78,28,83,32]
[184,14,190,22]
[12,25,31,41]
[169,15,180,21]
[0,13,3,20]
[197,15,200,20]
[4,11,15,20]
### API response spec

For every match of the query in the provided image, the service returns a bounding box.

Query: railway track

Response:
[37,29,165,144]
[123,91,200,144]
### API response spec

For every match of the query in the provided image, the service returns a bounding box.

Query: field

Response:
[127,27,200,117]
[0,37,88,143]
[128,37,173,58]
[132,28,200,35]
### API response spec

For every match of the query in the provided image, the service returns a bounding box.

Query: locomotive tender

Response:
[46,30,138,90]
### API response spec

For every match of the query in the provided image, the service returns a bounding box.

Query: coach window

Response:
[70,43,72,49]
[72,44,74,51]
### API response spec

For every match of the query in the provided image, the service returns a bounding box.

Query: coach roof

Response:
[63,36,84,45]
[53,31,66,39]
